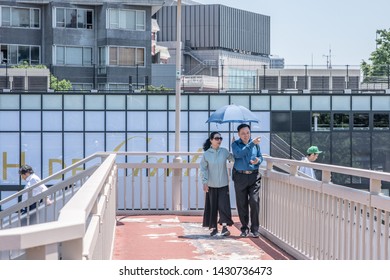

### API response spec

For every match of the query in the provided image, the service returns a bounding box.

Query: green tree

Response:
[361,29,390,81]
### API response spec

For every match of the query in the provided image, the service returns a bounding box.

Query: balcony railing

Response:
[0,152,389,260]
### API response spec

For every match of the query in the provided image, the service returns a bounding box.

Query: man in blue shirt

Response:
[232,124,263,238]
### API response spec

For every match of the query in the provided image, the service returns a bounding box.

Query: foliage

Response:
[50,75,72,91]
[361,29,390,80]
[11,61,47,69]
[141,85,173,92]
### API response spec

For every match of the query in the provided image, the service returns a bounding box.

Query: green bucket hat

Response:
[307,146,322,154]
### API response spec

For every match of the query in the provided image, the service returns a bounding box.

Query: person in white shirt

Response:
[299,146,322,179]
[19,165,52,213]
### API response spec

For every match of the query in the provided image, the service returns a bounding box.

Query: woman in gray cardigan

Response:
[200,131,234,236]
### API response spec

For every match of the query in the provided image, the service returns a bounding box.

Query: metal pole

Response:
[5,62,8,89]
[136,63,139,89]
[304,64,308,89]
[221,59,224,90]
[175,0,182,154]
[388,64,390,89]
[173,0,182,211]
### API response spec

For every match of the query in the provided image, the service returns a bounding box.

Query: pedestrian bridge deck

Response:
[113,215,293,260]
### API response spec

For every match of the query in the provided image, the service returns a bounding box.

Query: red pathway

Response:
[113,215,294,260]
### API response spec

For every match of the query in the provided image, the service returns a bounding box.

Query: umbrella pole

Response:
[229,122,231,151]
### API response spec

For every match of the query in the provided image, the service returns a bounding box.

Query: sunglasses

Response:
[213,137,223,141]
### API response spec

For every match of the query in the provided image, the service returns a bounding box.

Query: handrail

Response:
[263,155,390,185]
[0,153,117,259]
[0,152,109,207]
[0,165,99,222]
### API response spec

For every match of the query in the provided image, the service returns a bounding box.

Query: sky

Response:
[197,0,390,67]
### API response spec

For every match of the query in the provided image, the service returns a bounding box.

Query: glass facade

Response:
[1,92,390,199]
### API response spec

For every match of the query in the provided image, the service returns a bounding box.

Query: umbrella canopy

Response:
[206,104,259,124]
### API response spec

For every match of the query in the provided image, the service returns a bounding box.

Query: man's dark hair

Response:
[19,164,34,175]
[237,123,251,132]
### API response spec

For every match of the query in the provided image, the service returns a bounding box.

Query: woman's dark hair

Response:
[202,132,220,151]
[19,164,34,175]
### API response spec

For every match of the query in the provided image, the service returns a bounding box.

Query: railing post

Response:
[61,238,83,260]
[290,164,298,176]
[172,157,182,211]
[25,243,58,260]
[369,178,381,194]
[322,171,331,183]
[266,161,273,171]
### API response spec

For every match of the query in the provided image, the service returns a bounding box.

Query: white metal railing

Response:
[0,153,116,260]
[260,156,390,260]
[1,152,389,260]
[0,153,108,229]
[115,152,216,215]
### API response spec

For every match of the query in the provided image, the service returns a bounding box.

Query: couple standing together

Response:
[200,124,263,238]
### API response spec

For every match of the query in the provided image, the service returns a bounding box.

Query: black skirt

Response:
[202,185,234,229]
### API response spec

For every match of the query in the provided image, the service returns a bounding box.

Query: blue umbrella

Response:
[206,104,259,124]
[206,104,259,145]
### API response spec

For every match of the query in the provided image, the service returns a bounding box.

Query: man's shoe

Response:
[221,226,230,236]
[210,228,218,236]
[240,229,248,237]
[250,231,260,238]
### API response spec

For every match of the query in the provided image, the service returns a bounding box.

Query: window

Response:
[107,9,145,31]
[107,46,145,67]
[292,112,310,132]
[98,47,106,65]
[56,8,65,27]
[31,46,40,64]
[271,112,290,132]
[18,45,29,63]
[55,8,93,29]
[312,113,330,131]
[55,46,93,66]
[0,6,40,28]
[0,44,40,65]
[333,113,349,130]
[373,113,389,130]
[65,9,77,28]
[66,47,82,65]
[353,113,369,130]
[1,7,11,26]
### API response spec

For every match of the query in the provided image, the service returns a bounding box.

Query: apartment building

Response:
[0,0,164,91]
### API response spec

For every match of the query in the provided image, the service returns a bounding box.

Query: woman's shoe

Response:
[221,226,230,236]
[210,228,218,236]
